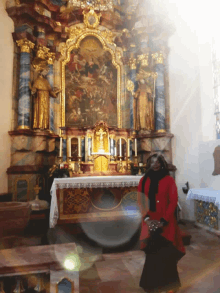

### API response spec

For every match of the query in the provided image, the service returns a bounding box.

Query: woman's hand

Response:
[145,219,163,233]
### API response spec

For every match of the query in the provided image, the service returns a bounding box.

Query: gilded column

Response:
[16,38,34,130]
[129,57,137,130]
[153,52,166,132]
[47,52,56,132]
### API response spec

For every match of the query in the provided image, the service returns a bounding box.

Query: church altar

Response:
[187,188,220,230]
[5,0,177,204]
[50,175,142,228]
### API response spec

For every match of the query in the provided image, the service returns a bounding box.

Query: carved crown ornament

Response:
[83,9,101,29]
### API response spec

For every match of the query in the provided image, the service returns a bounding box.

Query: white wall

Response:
[0,0,13,193]
[167,0,219,220]
[168,20,202,220]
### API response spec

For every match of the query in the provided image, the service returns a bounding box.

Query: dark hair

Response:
[145,153,169,173]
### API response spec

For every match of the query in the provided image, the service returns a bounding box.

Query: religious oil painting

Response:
[65,36,117,127]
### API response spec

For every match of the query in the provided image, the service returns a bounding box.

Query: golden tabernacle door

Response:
[94,155,109,172]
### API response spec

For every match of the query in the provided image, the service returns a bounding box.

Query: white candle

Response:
[119,138,122,157]
[69,138,71,157]
[135,138,137,156]
[78,137,81,157]
[114,146,117,157]
[127,139,130,158]
[59,137,62,157]
[88,138,90,156]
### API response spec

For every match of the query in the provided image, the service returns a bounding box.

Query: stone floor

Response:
[1,221,220,292]
[78,221,220,293]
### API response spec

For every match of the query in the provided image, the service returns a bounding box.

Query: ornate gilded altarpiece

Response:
[6,0,177,217]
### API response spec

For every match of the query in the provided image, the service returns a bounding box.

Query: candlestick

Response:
[135,138,137,156]
[59,137,62,157]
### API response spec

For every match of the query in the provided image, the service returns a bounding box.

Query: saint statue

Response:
[30,68,60,130]
[134,79,154,131]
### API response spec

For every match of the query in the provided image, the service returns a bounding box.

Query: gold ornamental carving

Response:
[129,57,136,70]
[67,26,84,41]
[136,69,158,81]
[60,25,122,128]
[100,30,115,45]
[36,45,50,59]
[47,52,56,64]
[83,9,101,29]
[126,79,134,95]
[137,54,149,68]
[16,38,35,53]
[152,52,164,64]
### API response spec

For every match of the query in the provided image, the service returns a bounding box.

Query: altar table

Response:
[187,188,220,230]
[187,188,220,207]
[50,176,142,228]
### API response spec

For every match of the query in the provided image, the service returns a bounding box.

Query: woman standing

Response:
[137,154,185,293]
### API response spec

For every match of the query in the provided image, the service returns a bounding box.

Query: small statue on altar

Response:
[96,128,106,152]
[30,67,60,130]
[134,79,154,131]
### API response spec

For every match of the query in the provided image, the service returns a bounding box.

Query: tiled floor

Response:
[79,222,220,292]
[1,221,220,292]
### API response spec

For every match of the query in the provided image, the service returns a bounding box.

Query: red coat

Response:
[138,175,185,255]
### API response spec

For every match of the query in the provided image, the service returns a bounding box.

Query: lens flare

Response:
[64,254,80,271]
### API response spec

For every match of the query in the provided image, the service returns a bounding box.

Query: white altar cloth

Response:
[187,188,220,209]
[50,175,142,228]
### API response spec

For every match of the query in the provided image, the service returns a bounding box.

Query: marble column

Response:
[62,138,67,162]
[153,52,166,132]
[37,27,46,39]
[47,52,56,132]
[81,137,85,161]
[16,38,34,130]
[129,139,133,161]
[129,57,137,130]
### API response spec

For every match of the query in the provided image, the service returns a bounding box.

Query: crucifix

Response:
[96,128,106,152]
[34,184,41,197]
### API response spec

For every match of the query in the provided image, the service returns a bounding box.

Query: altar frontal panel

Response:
[57,186,138,223]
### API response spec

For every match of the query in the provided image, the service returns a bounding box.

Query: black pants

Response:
[140,235,182,293]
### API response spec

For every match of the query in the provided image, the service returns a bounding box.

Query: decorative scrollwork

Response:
[63,189,90,214]
[100,30,115,45]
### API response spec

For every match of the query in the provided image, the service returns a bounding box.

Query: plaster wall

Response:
[0,0,13,193]
[167,1,201,220]
[167,0,218,220]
